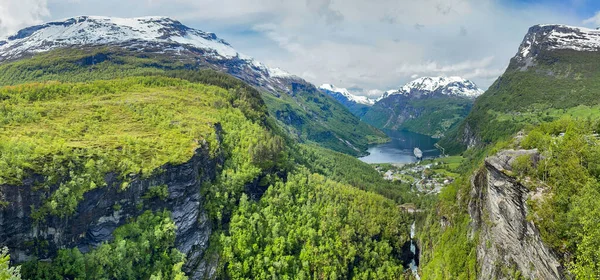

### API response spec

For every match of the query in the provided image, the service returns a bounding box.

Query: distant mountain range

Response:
[379,76,483,100]
[318,84,376,117]
[320,76,484,137]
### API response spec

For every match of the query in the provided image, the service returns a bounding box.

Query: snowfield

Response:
[0,16,294,82]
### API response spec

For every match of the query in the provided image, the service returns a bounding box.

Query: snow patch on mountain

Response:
[380,76,484,100]
[0,15,294,81]
[517,24,600,61]
[319,84,376,105]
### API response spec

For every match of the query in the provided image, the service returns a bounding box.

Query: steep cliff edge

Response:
[469,149,564,280]
[0,136,224,279]
[0,75,272,279]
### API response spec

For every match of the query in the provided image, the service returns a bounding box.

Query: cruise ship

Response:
[414,147,423,160]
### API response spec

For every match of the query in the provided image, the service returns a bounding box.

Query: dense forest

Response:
[515,118,600,279]
[0,60,417,279]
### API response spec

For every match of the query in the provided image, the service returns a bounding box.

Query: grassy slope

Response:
[0,47,387,156]
[262,89,387,156]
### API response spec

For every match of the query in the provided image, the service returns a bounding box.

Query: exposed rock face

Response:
[515,24,600,69]
[0,130,225,279]
[461,122,480,149]
[469,149,565,280]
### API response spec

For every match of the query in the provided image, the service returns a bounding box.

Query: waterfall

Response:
[409,221,420,280]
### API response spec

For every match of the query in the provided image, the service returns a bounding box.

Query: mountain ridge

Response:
[439,23,600,152]
[0,16,296,93]
[516,24,600,65]
[0,15,387,156]
[380,76,484,100]
[319,84,376,105]
[361,76,483,137]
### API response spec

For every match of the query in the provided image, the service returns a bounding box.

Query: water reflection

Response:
[358,130,440,164]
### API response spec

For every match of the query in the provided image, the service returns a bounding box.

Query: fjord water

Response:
[358,130,440,164]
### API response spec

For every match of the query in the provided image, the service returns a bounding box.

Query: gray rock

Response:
[0,127,225,280]
[469,149,565,280]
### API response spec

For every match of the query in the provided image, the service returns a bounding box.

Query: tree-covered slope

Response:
[363,77,481,138]
[0,61,412,279]
[222,171,409,279]
[363,95,474,138]
[515,118,600,279]
[440,25,600,153]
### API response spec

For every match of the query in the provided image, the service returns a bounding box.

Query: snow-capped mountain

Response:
[379,76,484,100]
[449,24,600,149]
[319,84,376,105]
[362,76,482,137]
[516,24,600,66]
[0,16,296,93]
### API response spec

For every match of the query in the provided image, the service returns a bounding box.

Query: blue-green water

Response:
[358,130,440,164]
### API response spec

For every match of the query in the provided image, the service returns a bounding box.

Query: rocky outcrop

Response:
[469,149,565,280]
[461,122,480,149]
[0,127,225,280]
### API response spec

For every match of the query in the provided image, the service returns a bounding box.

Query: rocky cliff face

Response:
[514,24,600,70]
[469,149,565,280]
[0,126,225,279]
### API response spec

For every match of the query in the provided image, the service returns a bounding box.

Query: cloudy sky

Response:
[1,0,600,96]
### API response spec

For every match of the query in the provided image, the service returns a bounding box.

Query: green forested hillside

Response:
[363,95,473,138]
[262,90,387,156]
[0,47,387,156]
[515,118,600,279]
[440,49,600,152]
[0,76,278,218]
[222,171,409,279]
[0,61,414,278]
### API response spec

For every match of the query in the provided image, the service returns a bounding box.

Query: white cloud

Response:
[583,11,600,26]
[1,0,587,93]
[0,0,49,36]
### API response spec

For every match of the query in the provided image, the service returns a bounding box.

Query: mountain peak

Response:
[0,15,297,92]
[319,84,376,105]
[516,24,600,65]
[0,15,238,60]
[381,76,483,100]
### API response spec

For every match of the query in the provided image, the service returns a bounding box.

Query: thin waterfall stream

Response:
[409,221,420,279]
